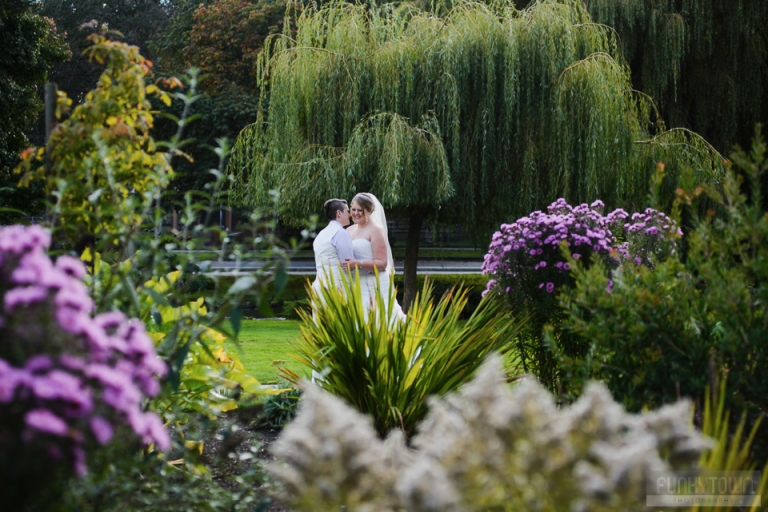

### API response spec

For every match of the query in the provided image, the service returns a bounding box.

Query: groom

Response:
[312,198,354,293]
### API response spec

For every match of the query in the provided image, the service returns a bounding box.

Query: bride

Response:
[340,192,406,323]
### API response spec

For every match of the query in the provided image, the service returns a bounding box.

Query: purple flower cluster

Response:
[0,225,169,477]
[609,208,682,267]
[482,199,681,309]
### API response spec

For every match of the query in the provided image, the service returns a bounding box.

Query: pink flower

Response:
[73,446,87,477]
[546,282,554,293]
[4,285,48,310]
[143,413,170,451]
[90,417,114,445]
[0,360,26,402]
[25,409,68,436]
[55,255,86,279]
[26,355,53,373]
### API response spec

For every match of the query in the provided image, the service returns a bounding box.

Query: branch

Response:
[634,128,728,164]
[557,52,617,84]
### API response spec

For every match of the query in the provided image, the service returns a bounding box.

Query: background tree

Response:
[506,0,768,154]
[588,0,768,153]
[150,0,291,201]
[37,0,171,109]
[0,0,69,223]
[186,0,291,94]
[228,0,724,310]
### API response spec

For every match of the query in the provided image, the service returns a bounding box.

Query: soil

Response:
[202,420,290,512]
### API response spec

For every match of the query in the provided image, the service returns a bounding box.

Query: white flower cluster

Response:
[270,355,712,511]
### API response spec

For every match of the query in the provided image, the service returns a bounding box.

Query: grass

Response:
[225,319,307,385]
[225,314,525,400]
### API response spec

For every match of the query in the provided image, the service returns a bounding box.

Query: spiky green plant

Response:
[693,380,768,512]
[285,272,525,438]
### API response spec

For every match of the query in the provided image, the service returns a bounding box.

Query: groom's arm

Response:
[331,229,355,262]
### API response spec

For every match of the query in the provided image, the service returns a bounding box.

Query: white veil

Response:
[362,193,394,276]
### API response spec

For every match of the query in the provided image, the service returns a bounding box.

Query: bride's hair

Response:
[352,193,375,214]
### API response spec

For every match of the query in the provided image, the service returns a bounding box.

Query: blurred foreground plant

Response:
[0,226,168,509]
[693,379,768,512]
[271,355,713,512]
[283,273,524,438]
[11,30,306,509]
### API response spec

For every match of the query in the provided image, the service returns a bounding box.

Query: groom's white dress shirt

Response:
[312,220,354,290]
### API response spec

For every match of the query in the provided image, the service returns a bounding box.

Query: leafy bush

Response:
[17,32,175,243]
[270,355,713,512]
[257,385,302,429]
[285,273,524,438]
[482,197,680,391]
[558,129,768,453]
[11,30,305,507]
[0,226,167,509]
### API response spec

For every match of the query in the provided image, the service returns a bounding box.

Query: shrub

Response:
[285,274,524,438]
[558,128,768,455]
[257,385,302,429]
[0,225,168,508]
[482,198,680,391]
[13,31,305,506]
[270,355,713,512]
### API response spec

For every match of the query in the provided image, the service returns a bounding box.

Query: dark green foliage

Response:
[150,0,211,75]
[153,83,260,201]
[558,127,768,449]
[280,297,310,319]
[0,0,69,223]
[393,273,488,317]
[257,386,302,428]
[151,0,290,202]
[582,0,768,153]
[39,0,170,105]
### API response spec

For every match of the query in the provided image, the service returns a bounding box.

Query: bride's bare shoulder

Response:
[369,223,386,241]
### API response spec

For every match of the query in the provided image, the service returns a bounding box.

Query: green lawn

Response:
[225,319,308,385]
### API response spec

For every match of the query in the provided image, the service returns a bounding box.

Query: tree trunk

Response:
[402,213,422,313]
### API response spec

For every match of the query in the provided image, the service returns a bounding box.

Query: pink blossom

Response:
[4,285,48,310]
[143,413,170,451]
[26,355,54,373]
[55,255,86,279]
[90,417,114,445]
[25,409,68,436]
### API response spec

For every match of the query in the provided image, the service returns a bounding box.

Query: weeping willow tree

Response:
[580,0,768,152]
[229,0,724,310]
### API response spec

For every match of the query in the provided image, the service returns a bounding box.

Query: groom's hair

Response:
[324,198,348,220]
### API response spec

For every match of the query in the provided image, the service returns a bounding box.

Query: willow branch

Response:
[634,128,728,164]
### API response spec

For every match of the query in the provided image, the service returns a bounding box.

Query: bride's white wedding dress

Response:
[352,236,406,325]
